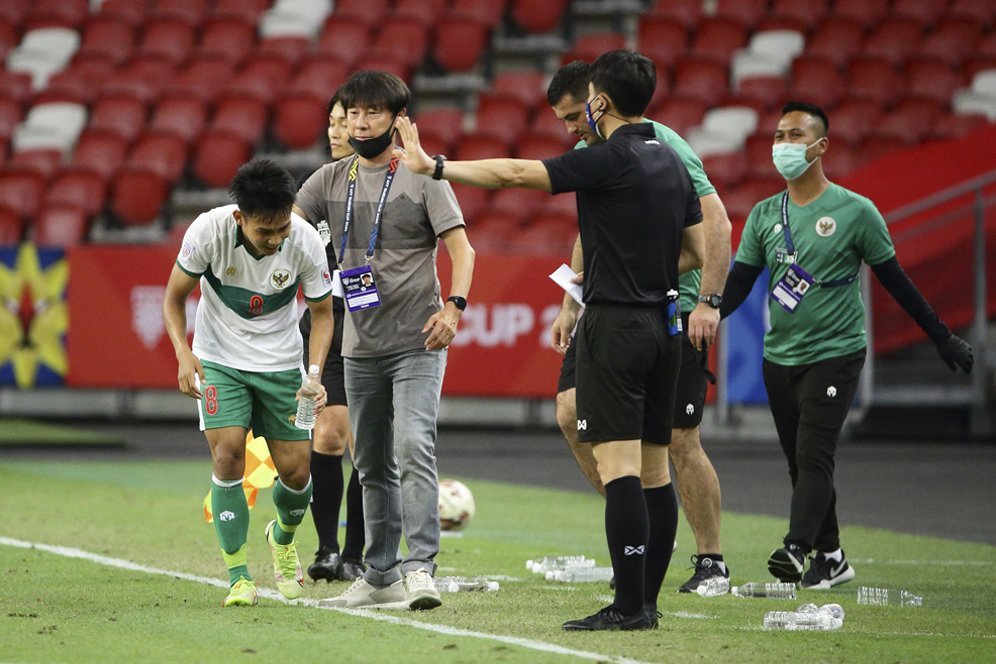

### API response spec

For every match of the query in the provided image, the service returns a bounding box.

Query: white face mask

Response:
[772,140,823,180]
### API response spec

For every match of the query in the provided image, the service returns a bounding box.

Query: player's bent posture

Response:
[395,50,707,630]
[721,102,973,589]
[163,159,334,607]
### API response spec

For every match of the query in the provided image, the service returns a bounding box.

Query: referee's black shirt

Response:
[542,123,701,306]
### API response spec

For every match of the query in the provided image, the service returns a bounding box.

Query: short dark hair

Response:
[781,101,829,136]
[547,60,591,106]
[326,89,342,116]
[590,50,656,118]
[338,70,410,115]
[229,159,296,222]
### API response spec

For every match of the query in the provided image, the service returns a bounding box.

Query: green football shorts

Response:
[198,360,309,441]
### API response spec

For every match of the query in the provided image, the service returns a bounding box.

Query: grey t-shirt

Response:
[296,158,464,358]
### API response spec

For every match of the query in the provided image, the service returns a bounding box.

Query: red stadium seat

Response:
[467,210,518,251]
[44,167,107,216]
[450,183,492,222]
[414,108,466,156]
[0,205,26,244]
[847,57,907,107]
[0,167,46,220]
[475,93,531,145]
[789,57,846,109]
[8,149,62,181]
[638,18,690,69]
[672,58,729,107]
[0,97,24,143]
[516,134,569,160]
[451,0,507,27]
[71,129,130,180]
[714,0,768,29]
[804,18,864,69]
[906,59,969,105]
[135,17,196,66]
[32,204,90,248]
[24,0,88,30]
[492,70,548,109]
[316,17,370,69]
[651,97,708,136]
[891,0,949,26]
[767,0,831,31]
[209,97,269,145]
[369,21,428,69]
[539,192,576,219]
[75,15,136,66]
[832,0,890,28]
[491,189,547,224]
[195,16,256,67]
[877,100,943,144]
[455,135,508,161]
[128,130,189,182]
[734,76,789,112]
[149,96,208,146]
[949,0,996,26]
[191,130,252,188]
[395,0,448,25]
[927,112,989,141]
[701,151,748,189]
[563,32,626,65]
[528,110,576,147]
[689,17,748,64]
[353,54,411,80]
[150,0,209,25]
[0,72,32,107]
[223,53,294,105]
[646,0,703,29]
[287,60,349,95]
[510,214,576,255]
[109,164,171,226]
[257,36,311,66]
[162,57,237,106]
[744,134,775,179]
[272,90,327,150]
[95,0,146,29]
[723,177,785,220]
[214,0,272,23]
[332,0,391,27]
[433,17,491,73]
[917,18,983,68]
[98,58,175,105]
[827,99,885,146]
[510,0,568,33]
[88,95,147,144]
[821,143,866,178]
[861,17,926,67]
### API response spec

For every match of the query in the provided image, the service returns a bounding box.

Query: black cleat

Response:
[562,605,659,631]
[307,548,343,583]
[339,557,366,581]
[678,555,730,594]
[767,544,806,583]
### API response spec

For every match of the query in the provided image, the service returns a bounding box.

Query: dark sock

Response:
[309,451,343,553]
[341,466,365,560]
[605,475,648,616]
[644,483,678,607]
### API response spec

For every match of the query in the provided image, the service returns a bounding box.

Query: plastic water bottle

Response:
[546,566,615,582]
[526,556,595,573]
[294,364,321,430]
[435,576,500,593]
[857,586,923,607]
[731,582,797,599]
[695,575,731,597]
[763,603,844,631]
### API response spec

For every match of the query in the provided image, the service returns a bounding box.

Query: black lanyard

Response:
[779,192,857,288]
[338,157,397,267]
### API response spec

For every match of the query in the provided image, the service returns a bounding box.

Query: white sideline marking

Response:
[0,536,651,664]
[850,559,994,566]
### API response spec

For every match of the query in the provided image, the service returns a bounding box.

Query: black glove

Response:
[936,334,973,374]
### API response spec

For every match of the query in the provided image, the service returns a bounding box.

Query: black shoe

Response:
[307,548,342,582]
[643,604,662,628]
[562,605,659,631]
[677,555,730,593]
[767,544,806,582]
[801,550,856,590]
[339,557,366,581]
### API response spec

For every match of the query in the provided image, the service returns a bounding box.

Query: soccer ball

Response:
[438,479,475,531]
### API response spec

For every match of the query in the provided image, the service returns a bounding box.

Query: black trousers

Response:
[762,349,865,552]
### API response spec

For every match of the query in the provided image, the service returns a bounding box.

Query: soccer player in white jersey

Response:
[163,158,335,607]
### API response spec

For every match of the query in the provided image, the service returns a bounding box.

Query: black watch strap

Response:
[432,155,446,180]
[446,295,467,311]
[698,293,723,308]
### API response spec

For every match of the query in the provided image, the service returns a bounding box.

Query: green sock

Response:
[272,477,313,545]
[211,476,250,584]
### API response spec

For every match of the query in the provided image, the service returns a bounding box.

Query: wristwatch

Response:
[697,293,723,309]
[446,295,467,311]
[432,155,446,180]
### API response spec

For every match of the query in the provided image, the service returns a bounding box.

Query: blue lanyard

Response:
[779,192,857,288]
[338,156,398,267]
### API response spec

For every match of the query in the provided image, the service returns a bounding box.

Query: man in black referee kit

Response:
[395,50,706,631]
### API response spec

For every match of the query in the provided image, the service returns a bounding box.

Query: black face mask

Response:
[348,122,396,160]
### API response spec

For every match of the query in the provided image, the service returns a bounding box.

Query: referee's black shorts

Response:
[559,312,707,429]
[299,302,347,407]
[575,303,682,445]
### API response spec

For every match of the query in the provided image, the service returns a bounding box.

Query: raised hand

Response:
[393,116,435,176]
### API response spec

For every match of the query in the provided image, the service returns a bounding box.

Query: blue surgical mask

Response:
[585,96,605,140]
[772,140,823,180]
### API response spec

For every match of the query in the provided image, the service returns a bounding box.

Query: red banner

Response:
[66,246,570,396]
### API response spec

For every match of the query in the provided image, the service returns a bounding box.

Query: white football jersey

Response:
[177,204,332,371]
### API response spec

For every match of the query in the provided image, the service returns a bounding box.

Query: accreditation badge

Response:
[770,263,813,313]
[341,265,382,312]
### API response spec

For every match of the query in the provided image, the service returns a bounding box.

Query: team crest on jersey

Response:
[317,219,331,246]
[180,241,194,260]
[226,266,236,276]
[270,269,292,289]
[816,217,837,237]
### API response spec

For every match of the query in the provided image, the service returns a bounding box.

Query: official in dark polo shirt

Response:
[394,50,706,632]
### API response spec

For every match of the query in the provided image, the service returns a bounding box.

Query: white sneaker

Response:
[405,569,442,611]
[318,577,406,608]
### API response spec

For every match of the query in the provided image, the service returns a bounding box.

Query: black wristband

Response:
[446,295,467,311]
[432,155,446,180]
